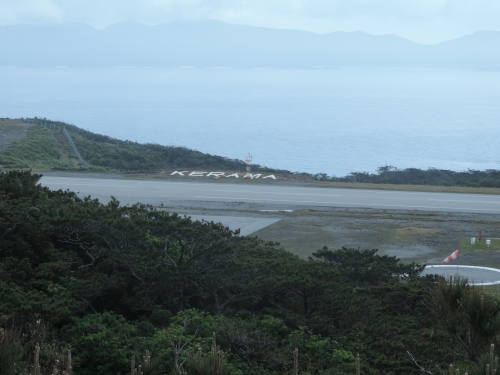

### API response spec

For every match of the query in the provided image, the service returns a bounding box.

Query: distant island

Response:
[1,21,499,69]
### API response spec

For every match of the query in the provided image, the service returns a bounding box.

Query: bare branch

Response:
[400,341,434,374]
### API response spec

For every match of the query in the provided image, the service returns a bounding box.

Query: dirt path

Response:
[0,119,33,152]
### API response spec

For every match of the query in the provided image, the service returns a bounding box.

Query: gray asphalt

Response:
[187,215,280,236]
[422,265,500,285]
[40,176,500,214]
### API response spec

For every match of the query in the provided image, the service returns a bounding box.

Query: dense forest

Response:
[2,170,500,374]
[316,166,500,188]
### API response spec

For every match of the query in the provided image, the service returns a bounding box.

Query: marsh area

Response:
[166,200,500,267]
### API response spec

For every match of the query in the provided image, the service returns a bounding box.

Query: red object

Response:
[478,231,483,241]
[441,250,460,264]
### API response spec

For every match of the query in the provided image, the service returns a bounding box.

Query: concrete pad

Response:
[186,215,280,236]
[422,265,500,286]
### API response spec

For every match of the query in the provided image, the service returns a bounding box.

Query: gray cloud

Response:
[1,0,499,43]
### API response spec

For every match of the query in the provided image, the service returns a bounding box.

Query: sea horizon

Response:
[1,66,499,176]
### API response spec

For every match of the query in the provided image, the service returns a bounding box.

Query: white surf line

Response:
[216,189,341,197]
[195,196,500,212]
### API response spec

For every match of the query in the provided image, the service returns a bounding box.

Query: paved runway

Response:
[40,176,500,214]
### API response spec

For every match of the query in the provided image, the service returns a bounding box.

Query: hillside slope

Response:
[0,119,33,152]
[63,121,249,171]
[0,120,79,170]
[0,118,255,172]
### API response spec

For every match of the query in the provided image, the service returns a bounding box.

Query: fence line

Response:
[23,118,90,168]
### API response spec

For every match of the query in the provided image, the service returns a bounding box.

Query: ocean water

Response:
[1,67,499,176]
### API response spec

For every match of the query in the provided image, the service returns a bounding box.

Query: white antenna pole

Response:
[245,153,252,172]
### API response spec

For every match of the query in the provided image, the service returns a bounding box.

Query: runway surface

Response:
[40,176,500,214]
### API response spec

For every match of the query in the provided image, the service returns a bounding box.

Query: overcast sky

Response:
[1,0,499,44]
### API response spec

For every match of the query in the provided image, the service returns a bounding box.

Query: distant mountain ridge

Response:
[1,20,499,69]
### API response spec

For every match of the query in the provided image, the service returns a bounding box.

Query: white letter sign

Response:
[243,173,262,179]
[189,171,207,177]
[170,171,277,180]
[206,172,226,178]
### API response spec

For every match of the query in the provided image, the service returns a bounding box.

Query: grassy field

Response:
[63,121,255,172]
[459,237,500,255]
[0,125,82,170]
[253,208,467,263]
